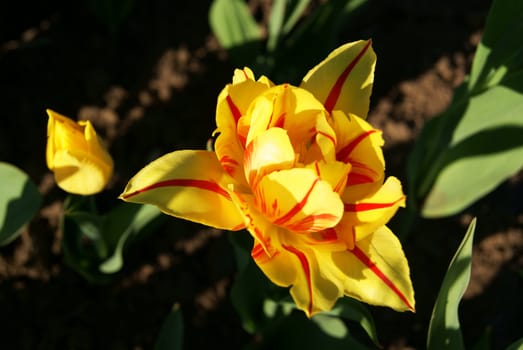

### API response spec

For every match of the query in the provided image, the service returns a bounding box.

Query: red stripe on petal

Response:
[282,244,313,316]
[344,197,404,212]
[324,40,372,113]
[220,155,240,176]
[306,228,339,244]
[122,179,231,200]
[317,130,337,148]
[251,243,265,260]
[285,213,340,232]
[273,178,320,226]
[313,162,321,176]
[337,129,377,162]
[226,95,242,123]
[322,228,338,241]
[350,245,414,311]
[251,242,278,262]
[346,172,375,186]
[274,112,286,128]
[231,222,246,231]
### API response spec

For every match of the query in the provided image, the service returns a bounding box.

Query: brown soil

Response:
[1,1,522,349]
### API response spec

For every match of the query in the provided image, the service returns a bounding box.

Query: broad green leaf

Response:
[267,0,286,52]
[99,202,163,273]
[421,80,523,217]
[505,337,523,350]
[427,218,476,350]
[311,314,347,339]
[230,256,273,333]
[270,0,369,83]
[242,310,374,350]
[468,0,523,92]
[408,0,523,218]
[62,208,111,284]
[281,0,311,35]
[154,303,184,350]
[209,0,262,65]
[326,297,380,347]
[0,162,42,246]
[61,196,164,283]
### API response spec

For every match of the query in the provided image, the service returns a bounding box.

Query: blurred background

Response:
[1,0,522,349]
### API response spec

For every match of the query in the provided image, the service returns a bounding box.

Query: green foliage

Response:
[427,218,476,350]
[61,195,164,283]
[505,337,523,350]
[228,233,379,349]
[407,0,523,217]
[209,0,368,83]
[0,162,42,247]
[209,0,263,65]
[242,308,375,350]
[325,297,380,347]
[154,303,184,350]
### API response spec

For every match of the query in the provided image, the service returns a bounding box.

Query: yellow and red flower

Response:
[46,109,113,195]
[120,40,415,317]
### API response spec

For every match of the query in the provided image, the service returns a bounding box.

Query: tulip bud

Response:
[46,109,113,195]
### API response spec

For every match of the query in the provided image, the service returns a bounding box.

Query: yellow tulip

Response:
[120,40,415,317]
[46,109,113,195]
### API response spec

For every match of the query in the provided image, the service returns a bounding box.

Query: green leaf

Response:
[420,80,523,217]
[281,0,312,35]
[311,314,348,339]
[326,297,380,347]
[0,162,42,246]
[99,202,164,273]
[427,218,476,350]
[266,0,286,52]
[209,0,263,65]
[243,311,374,350]
[61,197,164,283]
[270,0,369,83]
[505,337,523,350]
[230,256,273,333]
[468,0,523,92]
[408,0,523,218]
[154,303,184,350]
[62,209,111,284]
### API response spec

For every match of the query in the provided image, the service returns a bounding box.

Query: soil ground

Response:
[1,0,522,349]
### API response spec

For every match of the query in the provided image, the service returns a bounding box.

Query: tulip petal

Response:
[216,67,272,130]
[244,127,295,187]
[301,40,376,118]
[214,131,246,184]
[120,150,245,230]
[245,85,328,150]
[52,149,112,195]
[332,225,415,312]
[306,160,351,195]
[215,68,272,181]
[341,177,406,242]
[252,237,343,317]
[333,111,385,202]
[254,168,343,232]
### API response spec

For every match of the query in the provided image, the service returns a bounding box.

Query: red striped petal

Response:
[350,245,415,311]
[324,40,372,114]
[121,178,231,200]
[282,244,313,316]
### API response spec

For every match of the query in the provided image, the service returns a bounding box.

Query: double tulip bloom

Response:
[46,109,113,195]
[121,40,415,317]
